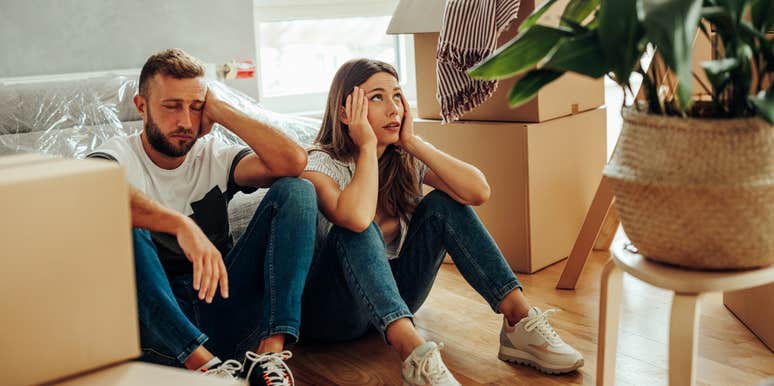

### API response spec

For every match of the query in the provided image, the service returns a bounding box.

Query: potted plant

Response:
[469,0,774,269]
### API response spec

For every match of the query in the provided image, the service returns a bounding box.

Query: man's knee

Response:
[266,177,317,207]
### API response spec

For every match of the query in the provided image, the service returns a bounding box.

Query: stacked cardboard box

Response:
[389,0,607,273]
[0,155,237,385]
[722,31,774,355]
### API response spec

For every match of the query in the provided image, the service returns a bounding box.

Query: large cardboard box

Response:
[389,0,605,122]
[724,284,774,352]
[0,155,241,385]
[0,155,138,385]
[57,362,239,385]
[414,107,607,273]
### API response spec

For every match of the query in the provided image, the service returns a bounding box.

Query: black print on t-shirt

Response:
[151,186,233,277]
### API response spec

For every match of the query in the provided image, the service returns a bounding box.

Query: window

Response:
[254,0,415,115]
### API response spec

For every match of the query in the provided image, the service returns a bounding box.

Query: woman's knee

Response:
[330,222,386,253]
[419,189,467,215]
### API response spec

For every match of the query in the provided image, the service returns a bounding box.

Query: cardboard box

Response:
[0,156,138,385]
[414,107,607,273]
[389,0,605,122]
[57,362,240,385]
[692,29,714,97]
[724,283,774,352]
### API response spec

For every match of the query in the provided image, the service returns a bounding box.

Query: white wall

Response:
[0,0,260,99]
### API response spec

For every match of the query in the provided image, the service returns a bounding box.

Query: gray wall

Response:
[0,0,260,99]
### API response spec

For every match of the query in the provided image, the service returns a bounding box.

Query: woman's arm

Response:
[398,95,491,206]
[303,87,379,232]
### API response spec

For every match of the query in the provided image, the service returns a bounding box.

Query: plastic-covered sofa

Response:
[0,74,321,240]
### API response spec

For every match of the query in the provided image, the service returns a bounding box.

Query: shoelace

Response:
[523,308,563,346]
[413,342,452,384]
[244,351,294,386]
[203,359,243,379]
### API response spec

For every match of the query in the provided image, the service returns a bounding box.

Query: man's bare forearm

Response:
[216,103,307,176]
[130,186,186,235]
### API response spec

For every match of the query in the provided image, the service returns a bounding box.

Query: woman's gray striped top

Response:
[305,149,429,259]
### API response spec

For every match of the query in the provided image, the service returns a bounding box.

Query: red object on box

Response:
[235,59,255,79]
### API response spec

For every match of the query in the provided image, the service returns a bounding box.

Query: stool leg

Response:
[597,258,623,386]
[669,293,702,386]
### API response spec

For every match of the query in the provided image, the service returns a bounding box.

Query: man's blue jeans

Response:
[300,189,522,342]
[132,177,317,366]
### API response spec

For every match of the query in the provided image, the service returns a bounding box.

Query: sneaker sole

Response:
[498,346,583,375]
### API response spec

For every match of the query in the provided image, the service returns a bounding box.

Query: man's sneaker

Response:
[202,359,244,380]
[244,351,294,386]
[401,342,461,386]
[498,307,584,374]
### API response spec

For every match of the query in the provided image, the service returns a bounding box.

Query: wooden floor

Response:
[290,249,774,385]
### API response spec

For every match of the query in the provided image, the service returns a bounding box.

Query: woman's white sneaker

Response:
[401,342,461,386]
[498,307,584,374]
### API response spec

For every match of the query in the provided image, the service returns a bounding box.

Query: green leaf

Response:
[749,91,774,123]
[543,30,609,78]
[751,0,774,33]
[701,58,739,94]
[560,17,589,34]
[469,25,573,80]
[561,0,600,27]
[598,0,642,86]
[508,69,564,107]
[715,0,751,23]
[520,0,561,31]
[702,6,734,37]
[639,0,704,110]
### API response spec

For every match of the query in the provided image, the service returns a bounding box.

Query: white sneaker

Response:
[244,351,294,386]
[498,307,584,374]
[401,342,461,386]
[203,359,243,380]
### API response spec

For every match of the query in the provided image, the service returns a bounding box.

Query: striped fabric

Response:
[436,0,521,123]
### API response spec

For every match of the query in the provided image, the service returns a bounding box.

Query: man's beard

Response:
[144,105,199,158]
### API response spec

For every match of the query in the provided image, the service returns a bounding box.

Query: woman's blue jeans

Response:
[132,177,317,366]
[300,189,522,342]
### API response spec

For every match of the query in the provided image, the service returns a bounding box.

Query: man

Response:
[88,48,316,385]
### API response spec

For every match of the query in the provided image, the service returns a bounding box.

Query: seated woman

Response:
[299,58,583,385]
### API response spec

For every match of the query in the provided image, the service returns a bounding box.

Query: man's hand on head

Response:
[200,85,220,138]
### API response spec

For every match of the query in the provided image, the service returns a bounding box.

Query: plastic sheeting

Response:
[0,75,320,159]
[0,74,322,240]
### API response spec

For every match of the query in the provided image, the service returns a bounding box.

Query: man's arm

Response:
[201,90,308,189]
[130,186,228,303]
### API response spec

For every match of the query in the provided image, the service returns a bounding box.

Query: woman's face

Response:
[357,72,404,146]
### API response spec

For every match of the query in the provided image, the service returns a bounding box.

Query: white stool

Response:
[597,240,774,386]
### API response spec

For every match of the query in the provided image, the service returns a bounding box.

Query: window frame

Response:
[254,0,416,115]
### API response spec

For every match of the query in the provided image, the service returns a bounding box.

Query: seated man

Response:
[88,48,316,386]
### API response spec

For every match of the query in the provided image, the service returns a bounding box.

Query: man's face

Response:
[140,74,207,158]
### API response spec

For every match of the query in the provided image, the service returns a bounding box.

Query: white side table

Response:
[597,240,774,386]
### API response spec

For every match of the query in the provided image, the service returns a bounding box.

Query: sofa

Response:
[0,74,321,240]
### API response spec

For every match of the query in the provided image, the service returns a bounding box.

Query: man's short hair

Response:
[138,48,205,98]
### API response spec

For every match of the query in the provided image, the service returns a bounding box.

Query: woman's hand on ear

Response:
[345,86,377,150]
[397,92,419,151]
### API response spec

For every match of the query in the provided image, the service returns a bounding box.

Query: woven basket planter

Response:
[603,107,774,269]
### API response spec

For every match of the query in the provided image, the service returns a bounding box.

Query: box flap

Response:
[387,0,445,34]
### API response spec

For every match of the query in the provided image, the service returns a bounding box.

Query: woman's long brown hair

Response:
[314,58,420,220]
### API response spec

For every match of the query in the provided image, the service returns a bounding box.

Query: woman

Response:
[299,59,583,385]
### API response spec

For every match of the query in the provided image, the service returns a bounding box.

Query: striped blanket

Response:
[436,0,521,123]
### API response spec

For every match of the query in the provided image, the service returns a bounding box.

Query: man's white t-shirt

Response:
[88,133,254,276]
